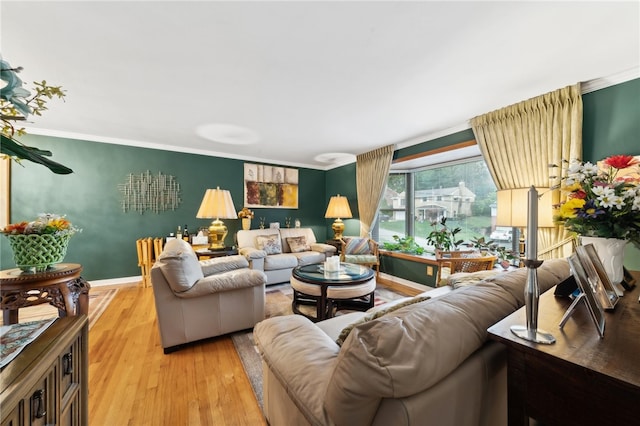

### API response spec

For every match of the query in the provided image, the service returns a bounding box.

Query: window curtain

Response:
[470,83,582,259]
[356,145,394,237]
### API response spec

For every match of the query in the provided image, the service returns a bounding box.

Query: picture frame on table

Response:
[622,267,636,291]
[563,253,605,338]
[575,244,619,309]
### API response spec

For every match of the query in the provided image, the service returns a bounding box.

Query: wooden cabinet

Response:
[1,316,88,426]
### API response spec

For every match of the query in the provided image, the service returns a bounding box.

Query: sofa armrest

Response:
[200,255,249,276]
[254,316,339,425]
[239,247,267,259]
[310,242,337,256]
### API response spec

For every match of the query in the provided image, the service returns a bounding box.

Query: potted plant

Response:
[470,236,495,255]
[2,213,81,272]
[381,235,425,255]
[426,217,463,252]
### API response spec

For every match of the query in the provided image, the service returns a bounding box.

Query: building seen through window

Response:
[374,151,511,251]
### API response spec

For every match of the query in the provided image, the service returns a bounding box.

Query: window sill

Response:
[379,249,438,265]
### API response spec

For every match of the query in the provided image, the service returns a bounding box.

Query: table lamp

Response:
[196,187,237,250]
[324,195,352,239]
[496,187,555,259]
[498,187,556,344]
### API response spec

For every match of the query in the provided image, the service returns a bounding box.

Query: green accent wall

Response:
[583,77,640,270]
[1,135,328,280]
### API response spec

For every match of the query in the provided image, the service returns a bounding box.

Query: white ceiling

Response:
[2,1,639,170]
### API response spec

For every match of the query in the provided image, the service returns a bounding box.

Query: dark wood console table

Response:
[488,271,639,426]
[0,263,91,325]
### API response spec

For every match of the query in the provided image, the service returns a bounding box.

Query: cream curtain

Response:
[356,145,394,237]
[471,83,583,258]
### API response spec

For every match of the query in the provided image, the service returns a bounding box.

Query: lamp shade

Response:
[324,195,353,219]
[196,187,237,219]
[496,187,555,228]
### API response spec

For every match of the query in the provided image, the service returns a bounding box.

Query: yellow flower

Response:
[558,198,585,219]
[563,182,582,192]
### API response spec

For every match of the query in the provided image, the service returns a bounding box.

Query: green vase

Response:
[6,234,72,272]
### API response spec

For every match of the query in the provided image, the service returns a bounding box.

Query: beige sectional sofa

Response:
[236,228,337,285]
[254,259,571,426]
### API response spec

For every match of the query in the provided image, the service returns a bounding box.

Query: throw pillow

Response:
[286,236,310,253]
[344,237,370,255]
[335,295,431,346]
[256,234,282,255]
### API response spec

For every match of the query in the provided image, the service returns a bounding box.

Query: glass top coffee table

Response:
[291,263,375,321]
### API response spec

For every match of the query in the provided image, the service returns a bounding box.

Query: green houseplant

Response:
[426,217,463,251]
[381,235,425,255]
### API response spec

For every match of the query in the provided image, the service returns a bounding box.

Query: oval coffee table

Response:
[291,262,375,322]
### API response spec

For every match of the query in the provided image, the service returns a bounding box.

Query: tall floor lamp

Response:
[196,187,237,250]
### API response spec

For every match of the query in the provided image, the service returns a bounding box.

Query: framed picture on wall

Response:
[244,163,298,209]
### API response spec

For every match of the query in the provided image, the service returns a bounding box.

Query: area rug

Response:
[231,283,411,410]
[0,287,119,330]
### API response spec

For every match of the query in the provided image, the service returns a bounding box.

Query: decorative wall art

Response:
[118,170,181,214]
[244,163,298,209]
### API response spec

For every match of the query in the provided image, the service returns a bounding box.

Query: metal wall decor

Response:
[118,170,181,214]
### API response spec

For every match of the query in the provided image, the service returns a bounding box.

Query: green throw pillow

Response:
[335,295,431,346]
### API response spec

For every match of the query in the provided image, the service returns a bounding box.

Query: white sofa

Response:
[254,259,571,426]
[236,228,337,285]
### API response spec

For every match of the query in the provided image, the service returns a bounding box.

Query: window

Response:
[376,148,499,251]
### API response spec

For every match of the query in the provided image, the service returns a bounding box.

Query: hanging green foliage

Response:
[1,57,72,174]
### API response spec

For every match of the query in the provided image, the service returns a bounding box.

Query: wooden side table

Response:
[0,263,91,325]
[487,270,640,426]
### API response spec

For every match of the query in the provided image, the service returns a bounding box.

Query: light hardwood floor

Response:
[88,284,266,425]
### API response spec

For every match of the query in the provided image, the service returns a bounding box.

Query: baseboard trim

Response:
[89,276,141,287]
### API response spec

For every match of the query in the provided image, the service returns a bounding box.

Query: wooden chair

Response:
[136,237,154,288]
[435,250,497,286]
[339,237,380,278]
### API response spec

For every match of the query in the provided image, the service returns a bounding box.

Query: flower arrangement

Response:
[553,155,640,248]
[2,213,80,236]
[237,207,254,219]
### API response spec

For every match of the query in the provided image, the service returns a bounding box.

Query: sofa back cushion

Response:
[155,238,204,293]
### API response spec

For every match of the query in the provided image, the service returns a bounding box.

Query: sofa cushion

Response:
[287,236,310,253]
[256,234,282,254]
[292,251,326,266]
[264,253,299,270]
[177,268,267,298]
[155,239,204,293]
[335,295,431,346]
[344,237,371,254]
